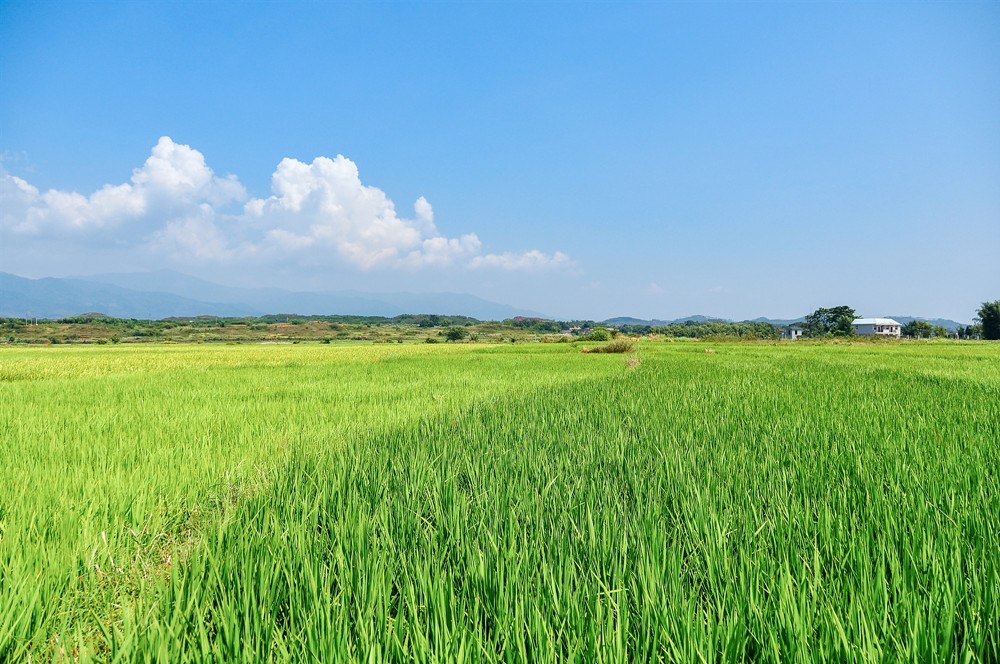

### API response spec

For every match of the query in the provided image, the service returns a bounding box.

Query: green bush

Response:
[584,340,635,354]
[445,327,468,342]
[583,327,612,342]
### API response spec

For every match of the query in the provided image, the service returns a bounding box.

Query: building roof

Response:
[852,318,901,326]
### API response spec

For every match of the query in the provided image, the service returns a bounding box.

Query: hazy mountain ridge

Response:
[0,272,542,320]
[1,272,971,327]
[0,273,257,319]
[602,315,728,326]
[885,316,968,331]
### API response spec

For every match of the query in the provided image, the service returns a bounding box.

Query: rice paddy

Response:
[1,341,998,662]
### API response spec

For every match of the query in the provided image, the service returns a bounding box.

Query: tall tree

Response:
[977,300,1000,340]
[804,306,857,337]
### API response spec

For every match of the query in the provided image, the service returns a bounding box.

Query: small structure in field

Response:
[852,318,902,338]
[782,325,805,340]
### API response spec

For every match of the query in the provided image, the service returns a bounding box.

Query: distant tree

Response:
[977,301,1000,340]
[648,321,778,339]
[804,306,856,337]
[932,325,950,339]
[957,323,983,340]
[445,327,468,342]
[902,320,934,338]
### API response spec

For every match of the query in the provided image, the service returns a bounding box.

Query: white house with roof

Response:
[782,325,805,340]
[852,318,902,338]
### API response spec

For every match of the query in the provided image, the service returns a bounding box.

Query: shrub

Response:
[583,327,612,342]
[583,340,634,354]
[445,327,468,342]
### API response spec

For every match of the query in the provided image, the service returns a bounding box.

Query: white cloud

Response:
[0,137,570,273]
[1,137,245,237]
[244,155,431,268]
[403,233,482,268]
[132,137,247,208]
[151,207,237,261]
[0,171,41,233]
[469,250,573,271]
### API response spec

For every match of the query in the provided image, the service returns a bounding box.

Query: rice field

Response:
[1,341,998,662]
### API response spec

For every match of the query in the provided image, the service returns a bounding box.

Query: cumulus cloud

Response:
[244,155,444,268]
[1,137,570,272]
[1,137,246,237]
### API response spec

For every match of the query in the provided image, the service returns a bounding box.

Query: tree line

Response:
[4,300,998,342]
[798,302,998,339]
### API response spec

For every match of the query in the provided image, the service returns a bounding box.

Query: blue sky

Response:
[2,1,998,321]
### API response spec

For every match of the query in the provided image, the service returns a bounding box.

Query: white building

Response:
[852,318,902,338]
[782,325,804,340]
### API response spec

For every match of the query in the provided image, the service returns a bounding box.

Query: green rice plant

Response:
[0,342,997,662]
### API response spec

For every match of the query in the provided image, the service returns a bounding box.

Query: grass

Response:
[1,341,998,661]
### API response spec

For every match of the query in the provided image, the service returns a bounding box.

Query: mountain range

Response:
[0,272,971,328]
[602,315,727,326]
[883,316,968,332]
[0,272,542,320]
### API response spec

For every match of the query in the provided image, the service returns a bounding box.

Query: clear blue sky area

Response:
[2,1,997,321]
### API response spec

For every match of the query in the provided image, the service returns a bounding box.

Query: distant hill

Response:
[2,272,969,327]
[886,316,967,332]
[602,316,675,326]
[673,315,728,324]
[749,316,806,326]
[603,315,732,326]
[0,273,256,319]
[1,271,542,320]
